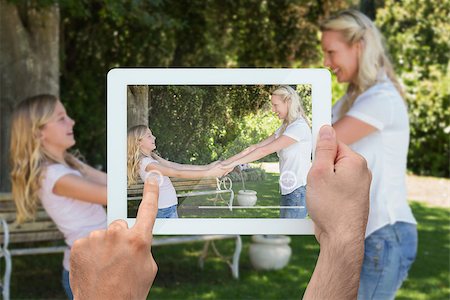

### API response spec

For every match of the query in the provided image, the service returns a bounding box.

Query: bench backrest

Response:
[127,177,219,200]
[0,193,63,244]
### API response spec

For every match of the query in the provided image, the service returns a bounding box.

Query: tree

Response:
[0,0,59,191]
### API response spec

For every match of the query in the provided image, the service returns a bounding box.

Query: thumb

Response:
[311,125,338,174]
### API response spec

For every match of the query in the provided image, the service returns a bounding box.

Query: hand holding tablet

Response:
[70,125,370,298]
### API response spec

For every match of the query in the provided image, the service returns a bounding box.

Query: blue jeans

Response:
[280,185,307,219]
[157,205,178,218]
[62,269,73,299]
[358,222,418,300]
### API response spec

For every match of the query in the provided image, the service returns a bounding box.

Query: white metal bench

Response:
[0,189,241,300]
[127,176,235,211]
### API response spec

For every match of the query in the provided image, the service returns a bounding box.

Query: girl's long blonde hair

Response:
[10,94,82,224]
[272,85,311,135]
[127,125,156,186]
[320,9,405,119]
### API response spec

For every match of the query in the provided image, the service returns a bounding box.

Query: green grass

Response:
[2,174,449,299]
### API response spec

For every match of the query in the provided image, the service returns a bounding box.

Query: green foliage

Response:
[149,85,273,164]
[58,0,345,169]
[149,84,311,164]
[376,0,450,176]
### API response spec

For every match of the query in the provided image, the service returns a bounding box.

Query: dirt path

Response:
[259,162,449,208]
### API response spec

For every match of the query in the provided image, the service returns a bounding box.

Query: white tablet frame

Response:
[107,68,331,235]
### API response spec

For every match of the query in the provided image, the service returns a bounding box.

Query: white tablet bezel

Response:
[107,68,331,235]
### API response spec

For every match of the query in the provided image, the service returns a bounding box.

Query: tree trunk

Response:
[0,0,59,191]
[127,85,149,129]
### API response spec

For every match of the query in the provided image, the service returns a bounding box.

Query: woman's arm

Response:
[221,134,276,166]
[222,135,296,169]
[145,162,225,179]
[333,116,377,145]
[152,154,218,171]
[53,175,107,205]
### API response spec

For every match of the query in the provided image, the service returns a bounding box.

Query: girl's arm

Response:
[153,154,218,171]
[221,134,276,166]
[53,175,107,205]
[145,162,225,179]
[222,135,296,169]
[333,116,377,145]
[80,161,107,185]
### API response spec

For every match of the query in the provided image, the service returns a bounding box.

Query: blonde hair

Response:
[10,95,82,224]
[272,85,311,134]
[127,125,156,186]
[320,9,405,119]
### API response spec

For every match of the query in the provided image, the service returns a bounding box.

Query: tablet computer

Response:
[107,68,331,234]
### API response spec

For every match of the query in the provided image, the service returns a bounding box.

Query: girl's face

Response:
[321,30,360,84]
[271,95,289,120]
[140,129,156,154]
[40,101,76,153]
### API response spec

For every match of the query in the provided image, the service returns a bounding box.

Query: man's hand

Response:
[304,125,371,300]
[306,125,371,246]
[70,178,159,299]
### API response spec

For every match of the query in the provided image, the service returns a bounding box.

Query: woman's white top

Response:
[139,156,178,208]
[39,164,107,271]
[332,76,417,237]
[275,117,312,195]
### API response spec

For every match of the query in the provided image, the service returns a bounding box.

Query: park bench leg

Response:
[198,240,211,269]
[231,235,242,279]
[228,190,234,211]
[1,219,12,300]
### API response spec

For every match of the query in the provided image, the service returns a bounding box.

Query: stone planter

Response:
[249,235,292,270]
[237,190,257,206]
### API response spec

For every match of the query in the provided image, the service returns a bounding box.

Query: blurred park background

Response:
[1,0,449,299]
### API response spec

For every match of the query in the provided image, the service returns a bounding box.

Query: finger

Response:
[311,125,338,174]
[108,219,129,233]
[133,177,159,243]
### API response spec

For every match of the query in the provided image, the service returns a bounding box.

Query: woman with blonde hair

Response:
[320,9,417,299]
[220,85,312,218]
[127,125,225,218]
[10,94,107,299]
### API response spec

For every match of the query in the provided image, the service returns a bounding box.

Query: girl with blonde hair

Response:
[10,94,107,299]
[321,9,417,299]
[127,125,225,218]
[220,85,312,218]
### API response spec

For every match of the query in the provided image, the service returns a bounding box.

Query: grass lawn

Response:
[2,174,449,299]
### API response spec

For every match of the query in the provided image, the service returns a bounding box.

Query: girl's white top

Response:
[275,117,312,195]
[332,75,417,237]
[39,163,107,271]
[139,156,178,209]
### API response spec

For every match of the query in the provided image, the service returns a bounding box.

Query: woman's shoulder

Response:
[358,78,401,103]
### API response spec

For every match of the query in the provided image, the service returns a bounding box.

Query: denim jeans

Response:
[358,222,418,300]
[156,205,178,218]
[62,269,73,299]
[280,185,307,219]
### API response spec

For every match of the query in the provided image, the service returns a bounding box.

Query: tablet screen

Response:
[108,69,330,234]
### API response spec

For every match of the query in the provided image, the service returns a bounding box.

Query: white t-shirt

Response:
[332,76,417,237]
[39,164,107,271]
[139,156,178,209]
[275,117,312,195]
